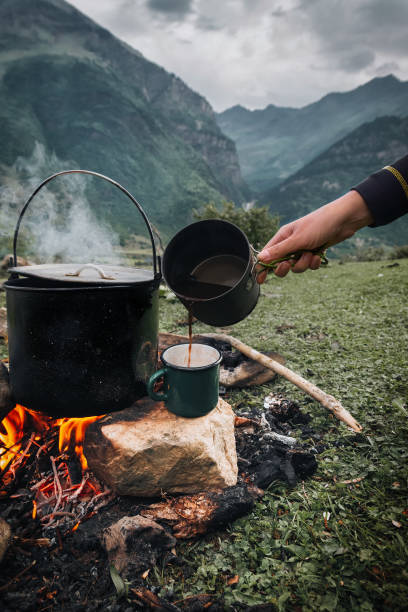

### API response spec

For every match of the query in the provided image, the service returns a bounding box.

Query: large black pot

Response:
[4,170,161,418]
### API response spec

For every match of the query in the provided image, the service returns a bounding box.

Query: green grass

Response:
[157,259,408,610]
[1,260,407,610]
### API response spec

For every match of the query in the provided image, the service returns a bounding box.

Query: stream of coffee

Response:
[176,255,247,367]
[187,307,193,367]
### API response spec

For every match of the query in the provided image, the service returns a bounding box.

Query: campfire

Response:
[0,404,111,533]
[0,333,322,610]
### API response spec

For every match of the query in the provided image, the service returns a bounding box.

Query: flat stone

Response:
[84,397,237,497]
[0,517,11,563]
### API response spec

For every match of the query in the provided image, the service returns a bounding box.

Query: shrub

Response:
[338,245,390,263]
[193,201,279,251]
[390,244,408,259]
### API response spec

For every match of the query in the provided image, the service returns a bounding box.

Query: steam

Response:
[0,142,120,264]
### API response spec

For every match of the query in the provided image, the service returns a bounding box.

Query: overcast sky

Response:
[69,0,408,112]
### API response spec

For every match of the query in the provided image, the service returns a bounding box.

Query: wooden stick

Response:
[205,332,362,432]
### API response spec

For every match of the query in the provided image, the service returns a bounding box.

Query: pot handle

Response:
[65,263,116,280]
[12,169,161,278]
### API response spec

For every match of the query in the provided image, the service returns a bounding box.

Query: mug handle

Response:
[147,368,168,401]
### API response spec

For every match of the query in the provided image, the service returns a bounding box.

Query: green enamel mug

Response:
[147,343,222,417]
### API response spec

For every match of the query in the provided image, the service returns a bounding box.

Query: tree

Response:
[193,201,279,251]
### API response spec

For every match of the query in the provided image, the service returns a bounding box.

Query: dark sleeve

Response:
[352,155,408,226]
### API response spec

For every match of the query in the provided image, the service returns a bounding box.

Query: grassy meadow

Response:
[157,258,408,610]
[1,257,407,610]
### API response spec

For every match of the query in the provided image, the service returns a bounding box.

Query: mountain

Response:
[258,115,408,247]
[0,0,250,243]
[217,76,408,194]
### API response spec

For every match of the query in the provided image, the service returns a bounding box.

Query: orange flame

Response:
[0,405,30,471]
[57,415,104,470]
[1,405,104,474]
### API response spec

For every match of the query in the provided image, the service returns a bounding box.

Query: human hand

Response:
[256,190,374,282]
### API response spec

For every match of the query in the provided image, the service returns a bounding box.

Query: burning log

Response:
[206,333,362,432]
[141,484,261,539]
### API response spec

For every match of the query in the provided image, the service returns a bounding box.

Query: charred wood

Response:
[141,483,260,539]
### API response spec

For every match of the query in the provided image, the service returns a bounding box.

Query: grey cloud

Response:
[147,0,193,17]
[242,0,266,10]
[338,48,375,73]
[195,15,224,31]
[292,0,408,73]
[69,0,408,110]
[358,0,408,25]
[356,0,408,54]
[374,61,400,76]
[271,7,286,18]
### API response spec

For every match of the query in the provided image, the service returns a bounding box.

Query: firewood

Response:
[205,333,362,433]
[0,362,15,423]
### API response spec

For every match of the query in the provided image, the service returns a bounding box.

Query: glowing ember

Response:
[0,405,113,532]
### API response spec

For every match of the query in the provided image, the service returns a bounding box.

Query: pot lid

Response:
[9,263,155,284]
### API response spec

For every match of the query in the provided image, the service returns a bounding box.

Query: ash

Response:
[235,394,319,488]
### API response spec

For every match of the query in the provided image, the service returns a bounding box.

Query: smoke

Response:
[0,142,120,264]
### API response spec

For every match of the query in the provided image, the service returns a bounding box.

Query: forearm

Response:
[320,189,374,246]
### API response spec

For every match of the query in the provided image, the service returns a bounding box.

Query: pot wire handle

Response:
[13,169,161,278]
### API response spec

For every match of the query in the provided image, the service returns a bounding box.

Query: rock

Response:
[84,397,238,497]
[101,515,176,576]
[0,254,32,270]
[0,517,11,563]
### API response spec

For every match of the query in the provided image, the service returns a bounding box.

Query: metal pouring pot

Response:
[3,170,162,418]
[162,219,260,326]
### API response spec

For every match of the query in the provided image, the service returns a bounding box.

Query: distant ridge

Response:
[217,75,408,195]
[259,115,408,247]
